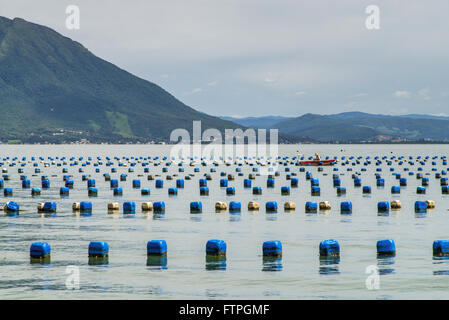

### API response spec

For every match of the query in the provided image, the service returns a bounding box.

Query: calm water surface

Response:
[1,144,449,299]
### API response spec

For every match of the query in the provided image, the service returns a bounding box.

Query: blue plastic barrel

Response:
[42,179,50,188]
[176,179,185,188]
[147,240,167,256]
[65,179,74,188]
[206,239,226,256]
[113,187,123,196]
[263,241,282,257]
[123,201,136,213]
[291,177,298,187]
[88,241,109,257]
[333,178,341,187]
[340,201,352,213]
[265,201,278,212]
[417,186,426,194]
[377,239,395,256]
[22,179,30,188]
[391,186,400,194]
[190,201,202,213]
[433,240,449,256]
[132,179,141,188]
[30,242,51,259]
[153,201,166,213]
[319,239,340,256]
[253,187,262,195]
[87,179,96,188]
[110,179,119,188]
[377,201,390,212]
[156,179,164,188]
[281,186,290,195]
[226,186,235,195]
[79,201,92,213]
[88,187,98,196]
[305,201,318,213]
[336,186,346,195]
[229,201,241,212]
[311,186,320,195]
[199,179,207,187]
[362,186,372,194]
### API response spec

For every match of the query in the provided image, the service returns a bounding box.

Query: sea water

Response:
[0,144,449,299]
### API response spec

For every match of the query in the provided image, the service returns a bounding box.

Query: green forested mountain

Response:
[0,16,241,143]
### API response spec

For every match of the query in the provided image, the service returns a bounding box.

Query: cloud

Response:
[295,91,307,97]
[264,77,277,84]
[417,88,431,100]
[184,87,202,95]
[393,91,411,99]
[2,0,449,116]
[350,93,368,98]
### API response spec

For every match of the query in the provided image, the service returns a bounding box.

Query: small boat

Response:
[299,159,337,166]
[299,153,337,166]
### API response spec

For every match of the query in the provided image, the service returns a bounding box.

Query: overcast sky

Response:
[1,0,448,117]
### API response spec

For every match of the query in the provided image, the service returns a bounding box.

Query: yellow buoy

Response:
[390,200,402,209]
[248,201,260,211]
[284,201,296,210]
[319,201,331,210]
[215,201,227,211]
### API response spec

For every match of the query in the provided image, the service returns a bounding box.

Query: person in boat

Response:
[314,153,321,161]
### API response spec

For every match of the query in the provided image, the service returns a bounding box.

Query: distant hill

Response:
[221,112,449,142]
[402,114,449,121]
[269,113,449,142]
[219,116,293,128]
[0,16,241,143]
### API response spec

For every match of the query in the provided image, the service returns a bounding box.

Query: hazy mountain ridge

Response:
[222,113,449,142]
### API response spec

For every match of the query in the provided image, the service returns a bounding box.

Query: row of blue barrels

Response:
[1,154,446,166]
[2,201,165,214]
[27,239,449,262]
[10,174,447,186]
[5,174,449,192]
[3,158,447,171]
[1,153,446,160]
[2,199,436,214]
[5,184,449,198]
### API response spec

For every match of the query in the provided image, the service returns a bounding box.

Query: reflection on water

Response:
[205,255,226,271]
[415,211,428,218]
[30,257,51,266]
[147,256,167,270]
[319,256,340,275]
[229,212,241,222]
[377,256,395,275]
[433,256,449,275]
[265,214,277,221]
[152,213,165,221]
[88,257,109,266]
[190,215,202,222]
[262,257,282,272]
